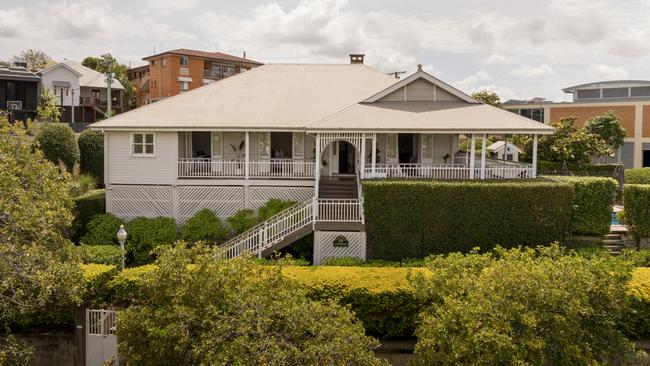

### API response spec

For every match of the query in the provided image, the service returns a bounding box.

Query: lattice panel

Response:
[315,231,366,265]
[249,186,315,210]
[177,186,245,224]
[108,185,173,221]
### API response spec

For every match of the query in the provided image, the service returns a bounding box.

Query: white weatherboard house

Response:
[487,140,522,162]
[91,57,553,265]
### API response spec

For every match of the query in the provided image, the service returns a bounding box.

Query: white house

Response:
[90,56,553,264]
[487,140,522,162]
[40,60,125,131]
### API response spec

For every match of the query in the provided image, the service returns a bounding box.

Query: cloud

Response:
[453,69,491,91]
[145,0,198,15]
[586,64,629,80]
[510,64,555,77]
[484,53,515,65]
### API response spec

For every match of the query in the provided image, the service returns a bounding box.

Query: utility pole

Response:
[103,55,114,117]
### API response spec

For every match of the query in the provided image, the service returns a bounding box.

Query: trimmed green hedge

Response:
[71,190,105,243]
[80,213,124,246]
[537,161,619,176]
[77,245,122,266]
[77,129,104,183]
[626,168,650,185]
[550,176,617,236]
[126,217,177,264]
[622,185,650,243]
[34,123,79,170]
[362,180,574,260]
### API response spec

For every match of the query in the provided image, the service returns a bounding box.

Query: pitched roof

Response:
[40,60,125,90]
[487,140,523,152]
[142,48,263,65]
[0,66,40,81]
[563,80,650,93]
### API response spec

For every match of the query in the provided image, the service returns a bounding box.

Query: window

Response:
[259,133,270,159]
[180,81,189,91]
[211,132,222,158]
[223,64,235,77]
[292,133,304,159]
[386,134,397,161]
[421,134,433,160]
[602,87,628,98]
[631,86,650,97]
[576,89,600,99]
[132,133,155,156]
[162,58,167,67]
[180,56,189,66]
[518,108,544,123]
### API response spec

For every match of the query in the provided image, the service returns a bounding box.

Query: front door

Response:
[338,141,355,174]
[398,133,415,164]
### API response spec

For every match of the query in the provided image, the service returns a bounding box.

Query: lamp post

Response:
[117,225,127,271]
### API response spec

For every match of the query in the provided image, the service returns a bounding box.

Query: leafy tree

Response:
[82,54,136,110]
[0,117,82,324]
[536,117,608,164]
[584,111,626,161]
[471,90,502,108]
[411,244,642,365]
[34,123,80,170]
[13,49,52,72]
[77,129,104,182]
[0,335,34,366]
[36,88,61,123]
[117,243,384,365]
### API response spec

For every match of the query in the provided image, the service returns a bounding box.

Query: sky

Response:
[1,0,649,101]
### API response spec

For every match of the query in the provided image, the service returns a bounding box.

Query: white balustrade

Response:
[364,163,533,180]
[249,159,316,179]
[178,158,315,179]
[316,199,363,223]
[178,158,245,178]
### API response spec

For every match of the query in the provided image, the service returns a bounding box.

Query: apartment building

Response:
[128,49,263,107]
[504,80,650,168]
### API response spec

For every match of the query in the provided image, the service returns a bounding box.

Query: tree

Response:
[0,117,82,324]
[34,123,80,170]
[411,245,642,365]
[535,117,608,164]
[82,54,136,110]
[36,88,61,123]
[13,49,52,72]
[117,243,384,365]
[584,111,626,161]
[77,129,104,182]
[471,90,502,108]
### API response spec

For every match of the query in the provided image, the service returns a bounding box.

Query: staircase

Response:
[602,233,629,255]
[318,176,358,198]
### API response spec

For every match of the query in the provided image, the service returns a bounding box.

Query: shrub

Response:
[77,129,104,182]
[550,176,617,236]
[68,173,96,198]
[625,267,650,340]
[70,190,106,243]
[226,209,258,235]
[116,243,383,365]
[80,213,123,246]
[78,245,122,266]
[362,180,574,260]
[324,257,425,267]
[34,123,79,170]
[622,184,650,244]
[410,244,640,365]
[80,263,116,306]
[0,334,34,366]
[108,264,157,305]
[626,168,650,185]
[257,199,297,221]
[537,160,618,176]
[284,266,424,338]
[180,209,227,244]
[125,217,177,264]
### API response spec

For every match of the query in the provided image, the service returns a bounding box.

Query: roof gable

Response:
[364,69,477,104]
[38,62,83,77]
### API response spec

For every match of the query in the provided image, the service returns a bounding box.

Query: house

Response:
[487,140,522,162]
[129,48,263,107]
[90,55,553,264]
[0,65,40,124]
[39,60,125,132]
[504,80,650,168]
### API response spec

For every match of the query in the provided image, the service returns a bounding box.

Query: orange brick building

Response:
[128,49,263,107]
[504,81,650,168]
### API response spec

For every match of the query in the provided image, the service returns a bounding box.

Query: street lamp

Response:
[116,225,127,271]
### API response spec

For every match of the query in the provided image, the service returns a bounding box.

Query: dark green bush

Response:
[181,209,227,245]
[71,190,105,243]
[226,209,258,235]
[362,180,574,260]
[34,123,79,170]
[77,129,104,183]
[80,213,123,246]
[550,176,617,236]
[622,184,650,244]
[257,199,296,221]
[626,168,650,185]
[125,217,177,264]
[78,245,121,266]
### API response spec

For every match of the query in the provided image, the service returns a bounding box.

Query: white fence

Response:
[316,199,364,223]
[86,309,118,366]
[178,158,316,179]
[364,163,533,180]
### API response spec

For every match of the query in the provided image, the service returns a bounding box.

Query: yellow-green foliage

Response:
[108,264,157,304]
[628,268,650,299]
[80,263,116,306]
[283,266,426,337]
[623,268,650,339]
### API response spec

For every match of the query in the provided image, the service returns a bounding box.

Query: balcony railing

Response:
[79,97,121,107]
[178,158,316,179]
[203,70,221,79]
[364,163,533,180]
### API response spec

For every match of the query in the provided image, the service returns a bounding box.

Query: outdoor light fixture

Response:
[116,225,127,271]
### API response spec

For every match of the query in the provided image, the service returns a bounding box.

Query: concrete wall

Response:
[4,331,76,366]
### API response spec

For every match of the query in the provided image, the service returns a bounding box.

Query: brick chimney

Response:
[349,54,365,64]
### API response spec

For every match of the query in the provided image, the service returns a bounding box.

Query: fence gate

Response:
[85,309,118,366]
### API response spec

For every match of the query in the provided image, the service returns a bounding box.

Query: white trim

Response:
[130,132,156,157]
[177,76,193,82]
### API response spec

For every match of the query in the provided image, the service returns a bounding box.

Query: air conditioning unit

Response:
[6,101,22,110]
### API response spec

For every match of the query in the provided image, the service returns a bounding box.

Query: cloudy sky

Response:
[1,0,649,101]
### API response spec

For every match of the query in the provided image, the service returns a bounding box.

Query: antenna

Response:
[387,71,406,79]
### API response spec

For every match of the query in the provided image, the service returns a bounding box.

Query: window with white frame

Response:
[180,56,189,66]
[132,133,155,155]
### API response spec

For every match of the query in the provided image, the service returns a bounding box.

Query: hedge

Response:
[80,263,117,306]
[107,264,157,305]
[125,217,177,264]
[80,213,124,246]
[537,161,619,176]
[549,176,617,236]
[77,245,122,266]
[181,209,227,244]
[34,123,79,170]
[362,180,574,260]
[624,267,650,339]
[626,168,650,185]
[77,129,104,183]
[622,185,650,243]
[70,190,105,243]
